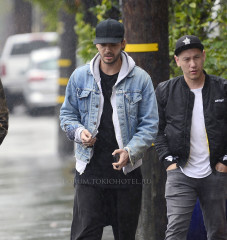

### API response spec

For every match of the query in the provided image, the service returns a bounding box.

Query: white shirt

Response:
[181,88,212,178]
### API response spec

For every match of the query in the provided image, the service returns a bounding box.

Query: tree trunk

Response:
[14,0,32,34]
[57,9,77,158]
[122,0,169,88]
[122,1,169,239]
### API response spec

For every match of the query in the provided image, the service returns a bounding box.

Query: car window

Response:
[36,59,58,70]
[10,40,57,55]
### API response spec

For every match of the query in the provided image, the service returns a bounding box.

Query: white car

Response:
[23,47,60,115]
[0,32,58,111]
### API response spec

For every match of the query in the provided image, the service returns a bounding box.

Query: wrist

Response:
[163,155,178,170]
[219,155,227,166]
[123,147,132,165]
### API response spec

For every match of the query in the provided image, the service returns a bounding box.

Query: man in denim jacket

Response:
[60,19,159,240]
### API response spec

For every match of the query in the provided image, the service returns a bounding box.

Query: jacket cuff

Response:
[74,127,85,143]
[219,155,227,166]
[124,147,134,166]
[163,155,178,170]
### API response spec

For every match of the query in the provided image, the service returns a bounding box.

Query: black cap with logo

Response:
[93,18,124,44]
[174,35,204,56]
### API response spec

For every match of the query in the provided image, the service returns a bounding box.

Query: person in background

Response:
[59,18,159,240]
[0,78,8,145]
[155,35,227,240]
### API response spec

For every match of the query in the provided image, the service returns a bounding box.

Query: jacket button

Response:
[95,105,98,108]
[93,122,96,125]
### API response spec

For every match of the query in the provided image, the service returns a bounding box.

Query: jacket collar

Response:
[89,51,135,84]
[181,70,209,90]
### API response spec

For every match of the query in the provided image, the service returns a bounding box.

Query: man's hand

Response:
[215,162,227,173]
[166,163,178,171]
[112,149,129,171]
[81,129,96,147]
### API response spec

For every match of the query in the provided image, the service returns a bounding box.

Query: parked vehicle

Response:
[0,32,58,111]
[23,47,60,115]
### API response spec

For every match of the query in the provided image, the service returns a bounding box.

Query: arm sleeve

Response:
[59,71,85,141]
[124,74,159,165]
[219,79,227,166]
[154,84,173,167]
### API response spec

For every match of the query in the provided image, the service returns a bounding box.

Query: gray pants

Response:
[165,168,227,240]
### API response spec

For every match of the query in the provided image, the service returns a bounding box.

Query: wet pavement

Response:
[0,108,114,240]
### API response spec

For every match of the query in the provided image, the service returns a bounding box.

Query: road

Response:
[0,107,114,240]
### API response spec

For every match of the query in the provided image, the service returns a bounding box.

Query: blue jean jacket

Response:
[60,52,159,174]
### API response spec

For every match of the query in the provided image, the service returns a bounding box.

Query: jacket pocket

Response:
[77,89,91,113]
[124,92,142,118]
[75,142,93,162]
[214,98,227,120]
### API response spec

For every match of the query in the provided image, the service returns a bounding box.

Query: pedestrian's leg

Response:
[199,172,227,240]
[111,185,142,240]
[165,169,197,240]
[70,185,105,240]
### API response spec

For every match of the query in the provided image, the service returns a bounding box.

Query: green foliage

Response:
[30,0,227,79]
[26,0,63,31]
[76,0,226,78]
[26,0,77,31]
[169,0,227,79]
[63,0,78,13]
[75,11,97,63]
[91,0,112,22]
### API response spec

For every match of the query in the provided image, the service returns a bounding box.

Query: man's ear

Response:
[121,39,126,50]
[174,55,181,67]
[202,50,206,62]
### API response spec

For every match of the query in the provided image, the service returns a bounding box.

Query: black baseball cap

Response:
[93,18,124,44]
[174,35,204,56]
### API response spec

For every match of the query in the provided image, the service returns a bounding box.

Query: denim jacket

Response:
[60,51,159,174]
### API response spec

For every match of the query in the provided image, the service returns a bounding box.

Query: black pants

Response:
[71,184,142,240]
